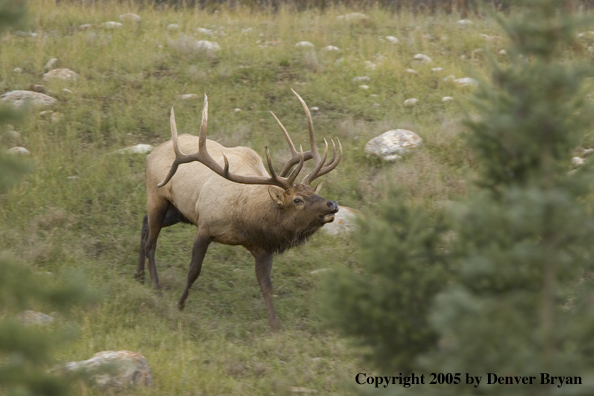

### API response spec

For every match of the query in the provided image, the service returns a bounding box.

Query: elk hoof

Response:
[134,270,145,283]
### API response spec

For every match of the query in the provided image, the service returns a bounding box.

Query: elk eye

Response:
[293,198,303,205]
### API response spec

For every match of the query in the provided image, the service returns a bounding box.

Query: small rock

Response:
[295,41,315,49]
[100,21,123,29]
[310,106,319,112]
[167,24,179,31]
[57,351,152,389]
[404,98,419,107]
[195,40,221,54]
[13,67,22,74]
[51,112,64,123]
[359,85,369,90]
[62,88,74,94]
[442,96,454,103]
[431,67,443,72]
[241,28,252,34]
[457,19,473,27]
[481,34,500,42]
[43,68,79,81]
[499,49,507,56]
[67,176,79,180]
[336,12,368,22]
[18,310,54,325]
[413,53,432,64]
[197,27,213,36]
[352,76,370,83]
[290,387,318,394]
[180,94,199,100]
[234,108,242,112]
[311,357,323,362]
[572,157,585,167]
[6,146,31,156]
[44,58,58,70]
[444,75,456,82]
[29,84,45,93]
[385,36,399,44]
[364,129,423,161]
[115,144,154,155]
[322,205,359,235]
[364,61,376,71]
[322,45,339,51]
[460,54,468,60]
[1,90,57,107]
[3,129,21,143]
[310,268,333,275]
[372,103,380,108]
[79,24,93,30]
[119,13,141,23]
[454,77,479,88]
[582,148,594,157]
[405,68,418,74]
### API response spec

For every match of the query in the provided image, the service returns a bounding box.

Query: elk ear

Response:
[268,187,286,207]
[314,182,324,194]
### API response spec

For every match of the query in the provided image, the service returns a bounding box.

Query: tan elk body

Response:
[136,91,342,329]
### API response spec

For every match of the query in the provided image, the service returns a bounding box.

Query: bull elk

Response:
[135,90,342,329]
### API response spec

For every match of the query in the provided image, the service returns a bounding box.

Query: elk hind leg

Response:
[135,214,149,282]
[178,233,212,310]
[144,198,172,290]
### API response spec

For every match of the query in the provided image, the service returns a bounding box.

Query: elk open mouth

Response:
[321,207,339,224]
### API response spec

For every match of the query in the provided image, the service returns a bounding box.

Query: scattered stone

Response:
[44,57,58,70]
[62,88,74,94]
[310,106,319,112]
[460,54,468,60]
[29,84,45,93]
[322,45,339,51]
[442,96,455,103]
[431,67,443,72]
[352,76,370,83]
[57,351,152,389]
[582,148,594,157]
[572,157,585,167]
[6,146,31,156]
[167,24,179,31]
[180,94,199,100]
[322,205,359,236]
[13,67,22,74]
[359,85,369,90]
[372,103,380,108]
[444,74,456,82]
[79,24,93,30]
[336,12,368,22]
[413,53,432,64]
[197,27,213,36]
[364,61,376,71]
[364,129,423,161]
[18,310,54,325]
[454,77,479,88]
[385,36,399,44]
[1,90,57,107]
[43,68,79,82]
[195,40,221,54]
[290,387,318,394]
[2,128,21,143]
[405,68,418,75]
[241,28,253,34]
[404,98,419,107]
[119,13,141,23]
[311,357,323,362]
[234,108,242,112]
[295,41,315,49]
[100,21,123,29]
[457,19,473,27]
[67,176,79,180]
[115,144,154,155]
[481,34,500,42]
[310,268,333,275]
[499,49,507,56]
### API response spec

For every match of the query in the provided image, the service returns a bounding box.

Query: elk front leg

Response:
[251,249,280,330]
[178,234,213,310]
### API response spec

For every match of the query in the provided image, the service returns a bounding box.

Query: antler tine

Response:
[159,95,292,191]
[291,89,321,163]
[264,146,288,188]
[302,138,329,185]
[287,145,305,186]
[312,138,343,180]
[270,111,314,177]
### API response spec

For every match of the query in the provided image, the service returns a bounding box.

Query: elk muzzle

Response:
[321,200,339,223]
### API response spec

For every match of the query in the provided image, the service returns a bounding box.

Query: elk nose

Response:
[327,200,338,211]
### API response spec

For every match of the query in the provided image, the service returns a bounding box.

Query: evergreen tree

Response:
[0,2,97,394]
[324,1,594,395]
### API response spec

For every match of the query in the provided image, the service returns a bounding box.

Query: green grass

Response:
[3,1,587,394]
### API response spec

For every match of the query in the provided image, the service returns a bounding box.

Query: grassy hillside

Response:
[2,1,583,394]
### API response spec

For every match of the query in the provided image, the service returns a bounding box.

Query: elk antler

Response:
[157,95,304,191]
[289,89,342,185]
